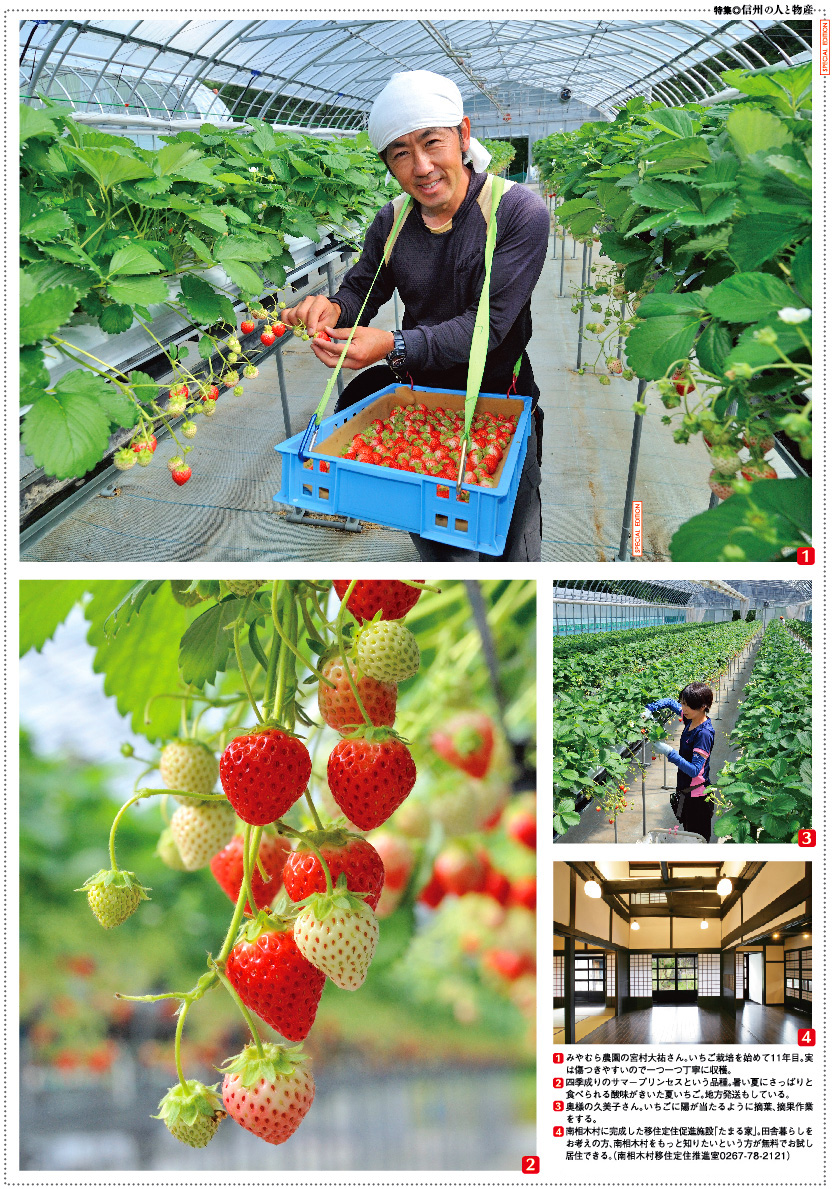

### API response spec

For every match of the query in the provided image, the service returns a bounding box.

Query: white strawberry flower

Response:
[777,307,811,324]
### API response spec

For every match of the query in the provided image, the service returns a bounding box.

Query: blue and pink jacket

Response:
[645,698,715,795]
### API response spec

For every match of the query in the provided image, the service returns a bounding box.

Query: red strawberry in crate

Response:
[430,711,495,779]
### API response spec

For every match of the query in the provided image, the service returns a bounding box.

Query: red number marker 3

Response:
[798,829,816,848]
[522,1156,540,1174]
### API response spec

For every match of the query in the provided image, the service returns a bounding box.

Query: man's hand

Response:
[310,325,395,371]
[281,295,341,335]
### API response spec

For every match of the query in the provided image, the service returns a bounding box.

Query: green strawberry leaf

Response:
[19,580,90,654]
[21,370,114,479]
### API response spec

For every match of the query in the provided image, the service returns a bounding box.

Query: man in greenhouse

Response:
[280,70,550,562]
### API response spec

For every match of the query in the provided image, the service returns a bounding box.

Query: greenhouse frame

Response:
[19,19,814,562]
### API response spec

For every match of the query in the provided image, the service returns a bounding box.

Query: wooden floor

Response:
[575,1002,811,1044]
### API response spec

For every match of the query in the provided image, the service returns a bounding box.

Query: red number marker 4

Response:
[798,1028,816,1047]
[522,1156,540,1174]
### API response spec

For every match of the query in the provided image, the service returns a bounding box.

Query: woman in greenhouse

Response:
[642,683,716,842]
[280,70,550,562]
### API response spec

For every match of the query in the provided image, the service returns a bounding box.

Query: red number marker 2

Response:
[522,1156,540,1174]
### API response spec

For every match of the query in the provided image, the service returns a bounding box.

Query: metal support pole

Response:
[559,224,567,297]
[573,237,577,258]
[274,343,292,440]
[641,736,647,837]
[616,378,649,561]
[576,242,590,370]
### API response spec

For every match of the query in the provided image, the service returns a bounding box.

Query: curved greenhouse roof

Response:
[20,18,812,128]
[553,580,812,608]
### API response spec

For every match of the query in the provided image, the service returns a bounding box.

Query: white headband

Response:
[367,70,492,173]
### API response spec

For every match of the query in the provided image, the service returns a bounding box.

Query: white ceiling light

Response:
[716,877,733,897]
[631,920,640,931]
[584,879,602,899]
[700,919,709,930]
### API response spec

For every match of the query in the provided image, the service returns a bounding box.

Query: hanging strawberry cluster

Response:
[77,578,428,1150]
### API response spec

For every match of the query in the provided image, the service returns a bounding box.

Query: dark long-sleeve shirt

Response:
[646,698,715,790]
[331,168,550,395]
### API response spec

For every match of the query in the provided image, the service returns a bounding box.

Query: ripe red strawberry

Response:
[260,331,276,346]
[434,845,488,896]
[172,466,192,486]
[505,795,536,850]
[221,1043,314,1145]
[225,922,326,1041]
[318,654,396,733]
[482,948,536,982]
[356,620,420,684]
[417,871,446,908]
[365,830,414,917]
[154,1080,225,1148]
[240,320,255,335]
[430,711,494,779]
[672,369,695,396]
[333,579,425,623]
[170,801,236,871]
[132,435,157,454]
[220,727,312,826]
[78,869,150,928]
[740,460,778,482]
[283,829,384,911]
[159,739,217,804]
[293,888,379,989]
[483,867,512,906]
[272,323,287,337]
[510,875,536,912]
[327,729,417,830]
[210,833,292,912]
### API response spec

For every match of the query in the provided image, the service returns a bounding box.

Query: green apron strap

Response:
[456,174,506,491]
[311,195,413,427]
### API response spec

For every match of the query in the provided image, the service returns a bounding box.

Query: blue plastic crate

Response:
[274,383,532,556]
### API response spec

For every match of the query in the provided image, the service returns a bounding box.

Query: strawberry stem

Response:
[242,824,260,917]
[211,962,265,1059]
[335,581,373,729]
[270,581,336,689]
[234,602,264,725]
[174,997,192,1092]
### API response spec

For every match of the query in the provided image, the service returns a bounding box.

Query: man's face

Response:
[384,118,471,212]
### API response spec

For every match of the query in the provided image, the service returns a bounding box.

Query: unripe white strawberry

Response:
[224,580,265,597]
[170,801,235,871]
[606,357,623,375]
[167,395,188,415]
[243,365,259,378]
[113,448,137,471]
[168,455,185,473]
[709,446,741,476]
[356,621,420,684]
[233,385,244,397]
[222,370,239,387]
[154,1079,225,1148]
[182,420,197,439]
[160,739,218,803]
[136,448,154,467]
[293,888,378,990]
[226,337,241,353]
[708,469,735,501]
[202,402,217,417]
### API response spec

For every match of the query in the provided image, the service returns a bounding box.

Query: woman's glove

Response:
[641,708,654,720]
[654,741,674,757]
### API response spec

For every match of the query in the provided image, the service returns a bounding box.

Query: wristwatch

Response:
[386,330,408,377]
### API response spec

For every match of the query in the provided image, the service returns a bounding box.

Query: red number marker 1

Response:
[797,547,815,565]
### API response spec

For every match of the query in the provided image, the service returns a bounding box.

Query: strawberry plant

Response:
[20,578,536,1145]
[553,619,760,834]
[535,64,812,560]
[20,104,395,484]
[712,621,811,843]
